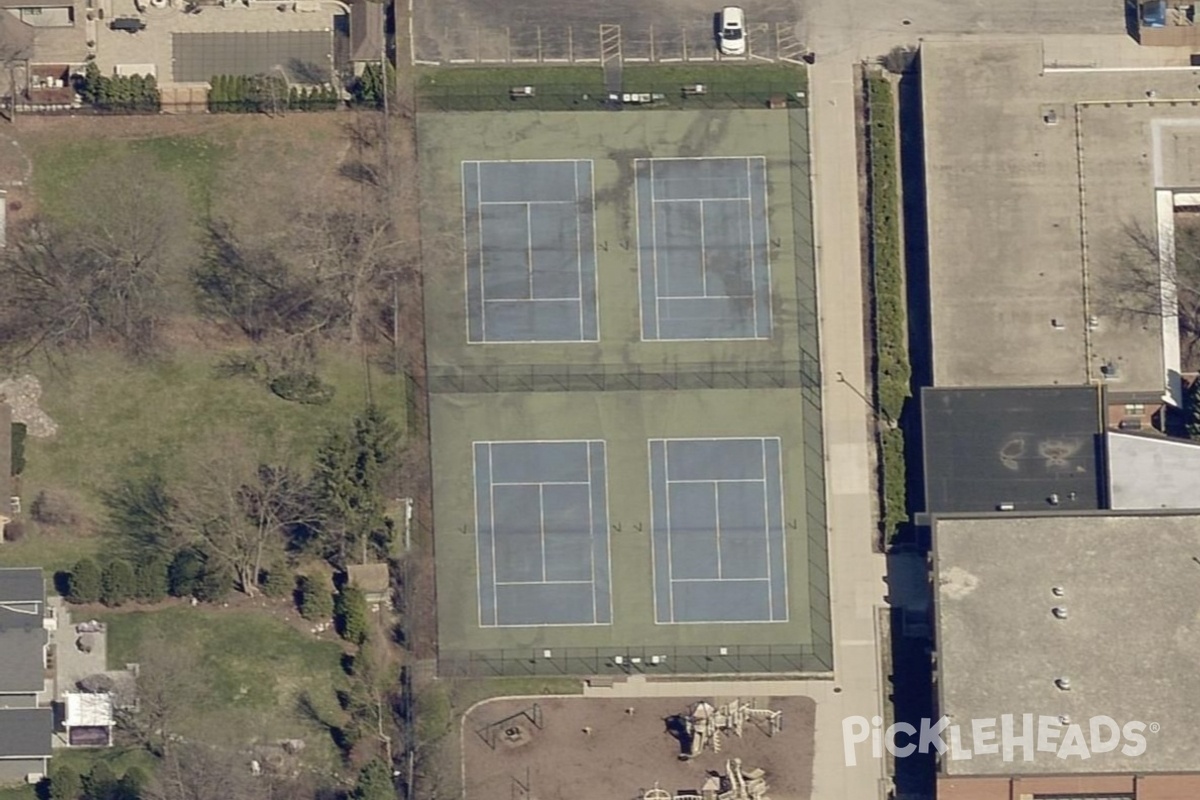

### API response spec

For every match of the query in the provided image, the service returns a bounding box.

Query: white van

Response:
[719,6,746,56]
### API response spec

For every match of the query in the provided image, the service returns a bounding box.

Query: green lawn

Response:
[621,64,807,109]
[96,608,347,758]
[21,344,406,520]
[417,66,606,111]
[0,529,99,575]
[30,135,226,214]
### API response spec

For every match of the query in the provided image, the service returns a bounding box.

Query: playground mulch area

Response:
[463,696,816,800]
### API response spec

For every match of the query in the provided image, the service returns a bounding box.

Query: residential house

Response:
[0,568,52,783]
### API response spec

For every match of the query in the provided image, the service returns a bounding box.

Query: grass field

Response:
[19,343,407,522]
[415,64,805,111]
[0,116,409,563]
[96,608,347,759]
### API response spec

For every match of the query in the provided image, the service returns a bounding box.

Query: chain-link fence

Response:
[439,643,832,677]
[424,359,820,394]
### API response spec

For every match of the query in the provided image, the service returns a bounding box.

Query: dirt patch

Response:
[464,696,815,800]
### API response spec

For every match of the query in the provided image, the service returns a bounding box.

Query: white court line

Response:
[586,160,601,343]
[538,484,547,583]
[471,443,485,627]
[755,156,774,338]
[713,480,723,578]
[699,199,709,297]
[461,161,475,344]
[634,160,648,343]
[525,203,534,300]
[597,442,614,626]
[670,577,772,584]
[478,166,486,339]
[586,440,597,624]
[662,443,675,622]
[761,440,772,615]
[575,160,584,343]
[650,196,752,204]
[650,160,663,340]
[771,438,788,622]
[647,439,662,626]
[492,479,592,486]
[657,294,755,301]
[485,297,580,303]
[747,157,758,336]
[488,443,500,624]
[667,477,764,484]
[478,199,582,206]
[495,579,595,586]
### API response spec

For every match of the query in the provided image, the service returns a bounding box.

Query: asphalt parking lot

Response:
[410,0,802,64]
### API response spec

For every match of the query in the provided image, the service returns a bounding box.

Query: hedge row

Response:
[77,62,161,112]
[208,74,340,114]
[866,73,911,538]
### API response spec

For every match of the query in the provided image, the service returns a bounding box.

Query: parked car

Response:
[110,16,147,32]
[719,6,746,56]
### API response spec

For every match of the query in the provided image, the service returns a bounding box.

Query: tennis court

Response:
[636,157,772,342]
[649,437,787,624]
[463,160,599,344]
[473,440,612,627]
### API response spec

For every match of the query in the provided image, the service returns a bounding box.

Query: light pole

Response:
[835,370,887,423]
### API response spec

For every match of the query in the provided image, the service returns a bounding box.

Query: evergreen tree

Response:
[68,558,101,604]
[168,548,204,597]
[298,573,333,621]
[335,585,369,645]
[352,759,394,800]
[134,554,169,602]
[100,559,135,606]
[47,765,81,800]
[84,762,117,800]
[1188,378,1200,439]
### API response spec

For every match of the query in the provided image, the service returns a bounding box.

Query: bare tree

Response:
[142,744,261,800]
[1096,218,1200,364]
[119,631,204,757]
[173,435,315,596]
[0,155,193,361]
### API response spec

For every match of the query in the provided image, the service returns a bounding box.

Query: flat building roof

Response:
[934,513,1200,775]
[921,39,1200,395]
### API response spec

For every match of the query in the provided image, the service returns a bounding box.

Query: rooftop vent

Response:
[1052,586,1065,597]
[1052,606,1069,620]
[1055,677,1072,691]
[1058,715,1071,725]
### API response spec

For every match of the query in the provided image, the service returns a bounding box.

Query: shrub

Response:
[11,422,26,475]
[119,766,149,796]
[867,72,912,541]
[47,764,81,800]
[31,489,80,527]
[84,762,117,800]
[100,559,135,606]
[194,563,232,603]
[335,585,368,644]
[68,557,101,604]
[168,548,204,597]
[299,573,333,621]
[262,567,294,598]
[2,520,26,542]
[134,554,169,602]
[352,759,394,800]
[269,370,334,405]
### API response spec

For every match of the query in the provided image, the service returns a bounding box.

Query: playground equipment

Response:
[642,759,770,800]
[679,699,783,759]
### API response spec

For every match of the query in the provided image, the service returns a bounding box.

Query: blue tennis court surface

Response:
[649,438,787,623]
[636,157,772,341]
[474,441,611,626]
[463,160,599,343]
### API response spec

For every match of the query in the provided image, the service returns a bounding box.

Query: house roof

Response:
[349,0,384,62]
[1107,431,1200,510]
[65,693,113,727]
[0,568,42,606]
[0,569,46,695]
[0,708,52,758]
[347,563,389,594]
[0,627,45,694]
